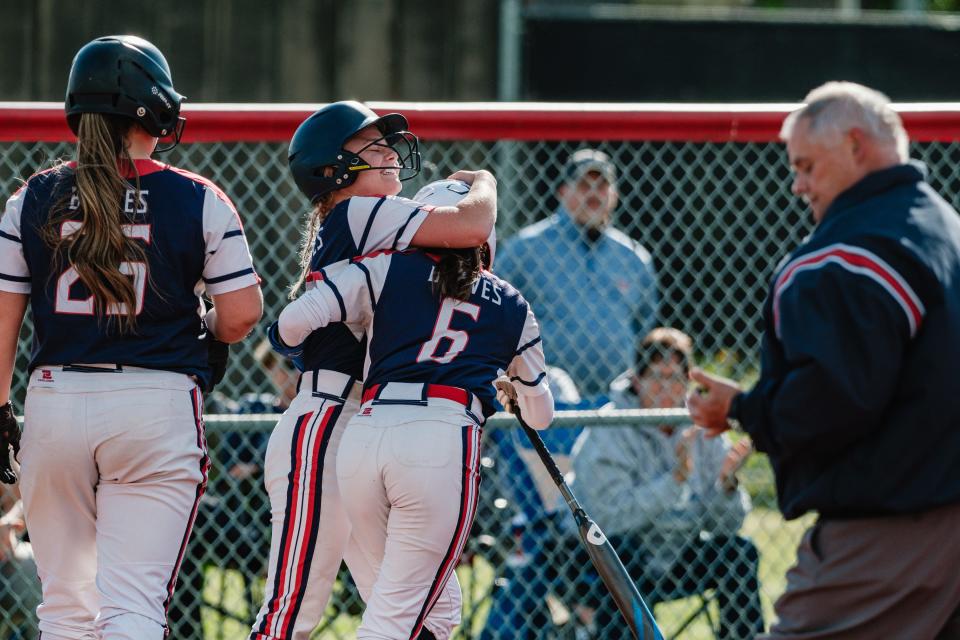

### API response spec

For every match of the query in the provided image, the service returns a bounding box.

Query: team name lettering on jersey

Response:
[68,188,149,215]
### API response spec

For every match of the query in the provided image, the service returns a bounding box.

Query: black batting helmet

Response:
[288,101,420,203]
[65,35,186,151]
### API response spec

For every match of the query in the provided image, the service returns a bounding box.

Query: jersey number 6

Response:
[416,298,481,364]
[55,221,151,316]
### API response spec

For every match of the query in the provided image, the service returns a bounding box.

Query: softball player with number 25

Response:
[0,36,263,639]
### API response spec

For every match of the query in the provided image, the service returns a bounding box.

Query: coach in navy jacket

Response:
[688,82,960,639]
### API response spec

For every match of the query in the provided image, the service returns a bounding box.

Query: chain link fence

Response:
[2,106,959,638]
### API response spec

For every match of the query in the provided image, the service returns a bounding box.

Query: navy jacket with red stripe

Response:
[731,162,960,520]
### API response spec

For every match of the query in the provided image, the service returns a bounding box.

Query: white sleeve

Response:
[507,305,550,396]
[346,196,429,254]
[201,188,260,295]
[278,253,393,346]
[0,187,31,294]
[508,305,554,429]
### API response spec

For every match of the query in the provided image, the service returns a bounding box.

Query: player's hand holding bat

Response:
[494,375,518,413]
[0,402,21,484]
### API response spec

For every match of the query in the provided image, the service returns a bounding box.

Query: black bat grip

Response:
[512,406,583,514]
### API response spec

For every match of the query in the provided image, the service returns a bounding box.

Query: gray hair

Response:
[780,81,909,161]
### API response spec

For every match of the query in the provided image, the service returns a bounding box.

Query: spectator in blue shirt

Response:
[495,149,658,398]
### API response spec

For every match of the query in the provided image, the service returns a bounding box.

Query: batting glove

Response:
[266,321,304,363]
[494,375,519,414]
[0,402,21,485]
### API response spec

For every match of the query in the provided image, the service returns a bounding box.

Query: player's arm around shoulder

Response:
[411,170,496,248]
[277,252,392,347]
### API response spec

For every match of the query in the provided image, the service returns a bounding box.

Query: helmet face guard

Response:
[334,129,421,186]
[289,102,421,203]
[155,116,186,153]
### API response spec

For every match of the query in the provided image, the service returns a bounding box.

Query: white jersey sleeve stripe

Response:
[515,336,542,356]
[356,197,387,254]
[511,371,547,387]
[391,208,422,250]
[203,267,256,285]
[277,254,393,346]
[352,261,379,312]
[201,187,259,295]
[317,267,347,319]
[347,196,429,254]
[506,304,550,396]
[0,188,30,294]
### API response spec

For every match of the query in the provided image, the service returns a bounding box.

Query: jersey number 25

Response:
[416,298,481,364]
[55,222,151,316]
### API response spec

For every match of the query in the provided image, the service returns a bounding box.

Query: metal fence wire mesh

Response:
[3,107,959,639]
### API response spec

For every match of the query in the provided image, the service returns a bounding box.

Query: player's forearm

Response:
[278,289,335,347]
[0,292,27,404]
[412,172,496,248]
[516,387,554,430]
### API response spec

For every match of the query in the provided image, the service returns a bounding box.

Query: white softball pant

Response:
[337,383,483,640]
[251,371,460,640]
[250,369,359,640]
[19,365,209,640]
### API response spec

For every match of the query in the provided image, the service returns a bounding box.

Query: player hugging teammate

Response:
[251,102,508,640]
[270,177,554,639]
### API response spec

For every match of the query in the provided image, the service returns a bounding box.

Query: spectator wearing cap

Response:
[570,328,763,638]
[495,149,658,398]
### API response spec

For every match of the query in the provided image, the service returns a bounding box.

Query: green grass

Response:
[196,506,812,639]
[203,462,813,640]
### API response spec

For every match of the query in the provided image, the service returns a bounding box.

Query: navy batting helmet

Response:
[288,101,421,203]
[65,35,186,151]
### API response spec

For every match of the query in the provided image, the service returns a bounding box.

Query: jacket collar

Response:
[820,161,926,225]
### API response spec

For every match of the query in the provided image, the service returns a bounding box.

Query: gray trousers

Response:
[763,500,960,640]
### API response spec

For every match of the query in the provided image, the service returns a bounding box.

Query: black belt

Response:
[62,364,124,373]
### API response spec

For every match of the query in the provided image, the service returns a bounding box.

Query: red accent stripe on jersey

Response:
[349,248,403,264]
[119,158,167,178]
[773,244,925,339]
[166,165,244,229]
[304,271,324,283]
[163,387,211,619]
[409,423,482,639]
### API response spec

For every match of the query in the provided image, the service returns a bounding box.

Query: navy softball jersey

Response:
[0,159,259,387]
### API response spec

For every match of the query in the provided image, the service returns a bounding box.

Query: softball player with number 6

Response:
[0,36,262,639]
[272,179,554,639]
